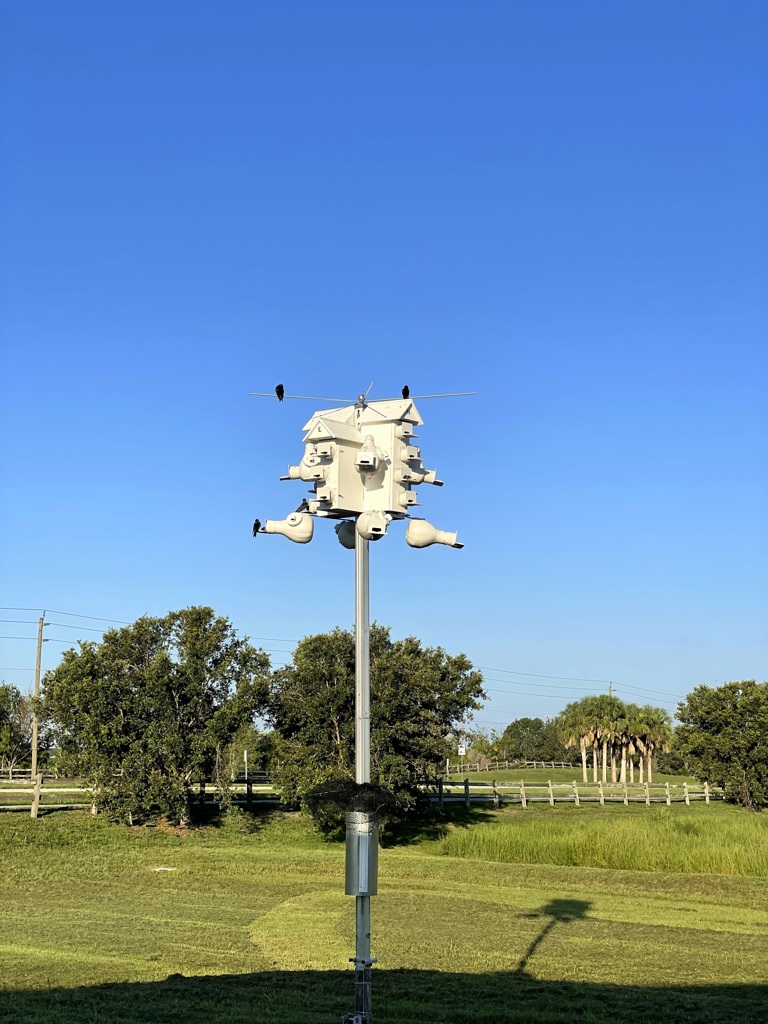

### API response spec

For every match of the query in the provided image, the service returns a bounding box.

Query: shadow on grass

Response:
[381,804,498,846]
[2,968,766,1024]
[516,898,592,973]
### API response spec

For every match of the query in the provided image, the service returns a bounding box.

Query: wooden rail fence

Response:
[447,760,575,775]
[0,777,280,818]
[2,775,722,818]
[435,778,721,808]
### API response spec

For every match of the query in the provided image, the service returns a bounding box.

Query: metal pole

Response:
[355,528,370,787]
[349,526,374,1023]
[30,614,45,778]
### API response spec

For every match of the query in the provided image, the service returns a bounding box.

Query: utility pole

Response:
[608,681,613,698]
[30,613,46,778]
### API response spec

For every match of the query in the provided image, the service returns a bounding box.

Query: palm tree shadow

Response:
[516,898,591,974]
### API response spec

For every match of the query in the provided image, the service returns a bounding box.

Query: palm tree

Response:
[618,703,643,784]
[559,698,597,784]
[638,705,672,784]
[590,695,625,784]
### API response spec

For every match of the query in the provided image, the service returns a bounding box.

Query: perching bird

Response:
[252,518,261,536]
[402,385,410,399]
[275,384,285,402]
[295,498,310,513]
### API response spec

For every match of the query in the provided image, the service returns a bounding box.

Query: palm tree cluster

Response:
[559,696,672,785]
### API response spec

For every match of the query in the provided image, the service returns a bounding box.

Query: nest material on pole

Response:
[304,780,404,817]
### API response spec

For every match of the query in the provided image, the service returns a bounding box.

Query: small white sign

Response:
[458,745,467,756]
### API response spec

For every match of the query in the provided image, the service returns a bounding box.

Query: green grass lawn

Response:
[1,806,766,1023]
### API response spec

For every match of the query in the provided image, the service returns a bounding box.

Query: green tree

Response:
[0,683,34,776]
[559,698,599,783]
[223,722,276,779]
[42,607,270,823]
[499,717,546,761]
[636,704,672,784]
[265,625,484,821]
[539,717,571,763]
[616,703,644,784]
[464,727,500,767]
[676,680,768,811]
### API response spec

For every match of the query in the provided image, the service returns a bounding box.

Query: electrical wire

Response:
[482,676,604,694]
[0,606,130,623]
[46,622,108,633]
[613,683,684,700]
[477,665,613,683]
[0,609,685,703]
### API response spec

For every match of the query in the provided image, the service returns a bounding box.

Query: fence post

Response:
[438,779,444,810]
[598,780,604,807]
[199,780,206,807]
[704,781,710,805]
[520,781,527,809]
[623,783,628,806]
[684,782,690,806]
[492,779,499,809]
[464,778,470,809]
[246,778,253,810]
[572,781,580,807]
[547,780,554,806]
[665,782,671,806]
[645,782,650,806]
[30,772,43,819]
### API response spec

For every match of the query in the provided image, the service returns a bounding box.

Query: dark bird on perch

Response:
[295,498,310,513]
[275,384,285,402]
[402,385,409,399]
[252,519,261,536]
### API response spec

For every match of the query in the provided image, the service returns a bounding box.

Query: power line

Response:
[0,607,130,624]
[613,683,684,699]
[614,686,681,704]
[482,676,602,694]
[477,665,613,683]
[247,636,298,644]
[478,665,684,703]
[46,622,109,633]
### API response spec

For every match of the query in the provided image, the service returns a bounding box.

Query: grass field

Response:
[1,805,766,1023]
[431,802,768,875]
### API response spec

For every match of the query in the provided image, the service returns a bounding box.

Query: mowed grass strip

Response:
[429,803,768,875]
[0,807,766,1023]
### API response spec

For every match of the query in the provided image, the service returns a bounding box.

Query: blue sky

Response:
[1,1,766,733]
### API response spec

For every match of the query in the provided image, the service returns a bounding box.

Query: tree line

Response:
[461,697,674,784]
[35,607,484,827]
[4,605,765,820]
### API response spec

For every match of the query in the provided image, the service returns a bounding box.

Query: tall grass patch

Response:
[431,805,768,876]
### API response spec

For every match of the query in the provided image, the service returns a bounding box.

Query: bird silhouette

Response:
[252,519,261,536]
[275,384,284,402]
[295,498,310,513]
[402,385,410,399]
